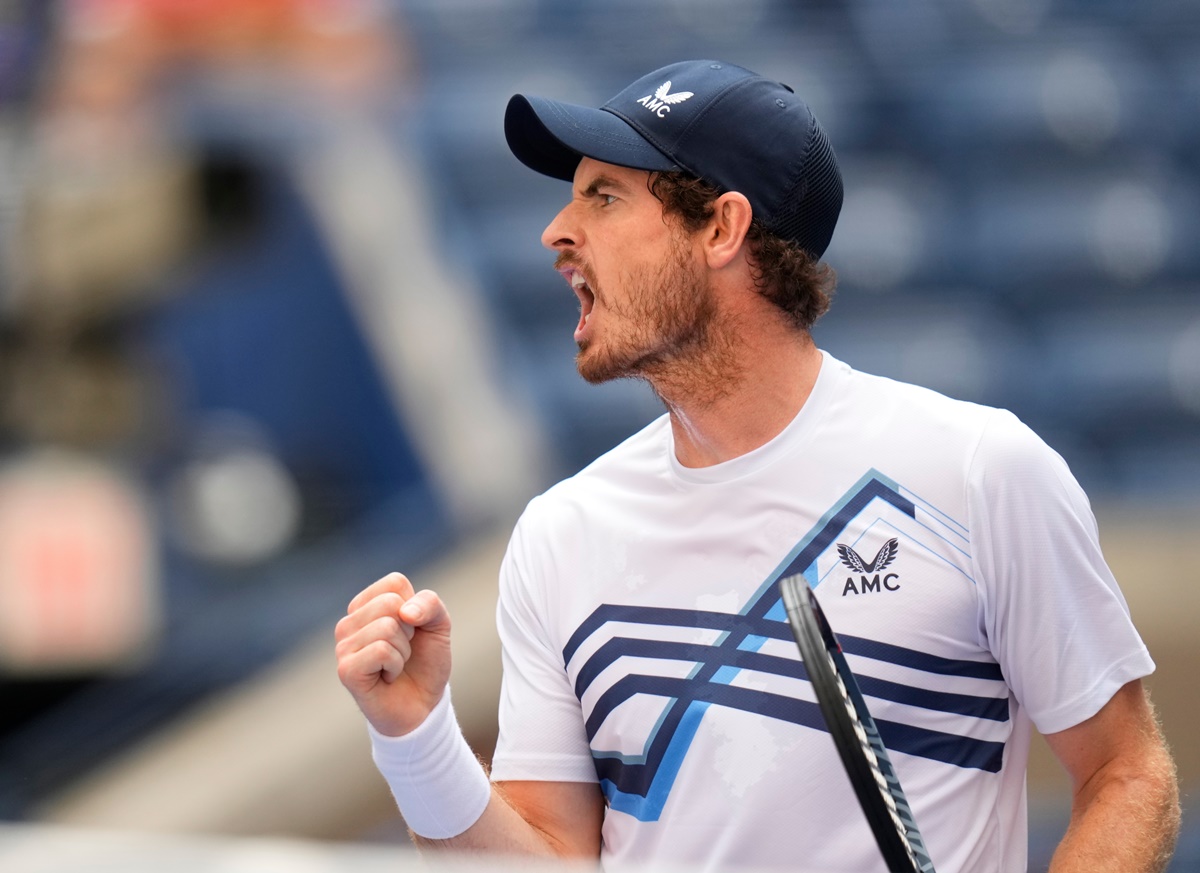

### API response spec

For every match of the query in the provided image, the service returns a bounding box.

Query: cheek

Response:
[595,223,683,300]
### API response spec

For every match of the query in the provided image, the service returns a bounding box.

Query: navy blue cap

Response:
[505,60,843,259]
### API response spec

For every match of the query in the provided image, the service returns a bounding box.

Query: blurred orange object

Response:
[52,0,410,106]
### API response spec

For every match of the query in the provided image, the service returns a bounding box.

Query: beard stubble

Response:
[573,238,738,407]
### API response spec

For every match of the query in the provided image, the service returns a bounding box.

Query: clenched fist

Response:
[334,572,453,737]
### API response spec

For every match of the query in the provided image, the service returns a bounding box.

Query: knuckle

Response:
[371,640,405,671]
[380,571,409,588]
[379,591,404,611]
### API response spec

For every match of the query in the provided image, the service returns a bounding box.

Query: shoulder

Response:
[515,412,672,536]
[822,355,1075,507]
[967,405,1080,502]
[500,413,671,604]
[828,355,1008,452]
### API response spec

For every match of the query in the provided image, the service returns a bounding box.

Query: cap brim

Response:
[505,94,681,181]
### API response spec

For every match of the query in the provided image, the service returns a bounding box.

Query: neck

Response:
[655,325,823,468]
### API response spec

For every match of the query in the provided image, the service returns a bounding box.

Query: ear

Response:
[701,191,753,270]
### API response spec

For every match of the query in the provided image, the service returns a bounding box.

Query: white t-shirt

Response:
[489,352,1153,873]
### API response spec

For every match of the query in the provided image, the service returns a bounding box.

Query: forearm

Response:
[335,579,598,856]
[411,786,586,858]
[371,693,603,858]
[1048,753,1180,873]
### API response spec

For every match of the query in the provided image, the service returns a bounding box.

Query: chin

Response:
[578,348,655,386]
[577,345,630,385]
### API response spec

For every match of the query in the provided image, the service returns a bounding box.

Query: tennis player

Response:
[334,60,1180,872]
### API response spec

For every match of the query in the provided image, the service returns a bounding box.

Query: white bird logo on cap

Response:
[636,80,696,117]
[655,81,694,104]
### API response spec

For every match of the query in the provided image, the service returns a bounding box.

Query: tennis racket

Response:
[779,573,936,873]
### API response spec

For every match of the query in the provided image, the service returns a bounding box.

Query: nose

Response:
[541,201,580,251]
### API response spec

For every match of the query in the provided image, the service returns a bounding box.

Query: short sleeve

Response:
[968,410,1154,735]
[489,506,598,784]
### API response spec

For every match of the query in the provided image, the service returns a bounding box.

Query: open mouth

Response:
[564,268,596,342]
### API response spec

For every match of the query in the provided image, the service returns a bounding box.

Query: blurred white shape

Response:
[971,0,1051,34]
[171,445,302,567]
[1168,318,1200,415]
[209,841,334,873]
[1041,51,1121,152]
[0,824,421,873]
[832,185,923,291]
[1090,181,1170,283]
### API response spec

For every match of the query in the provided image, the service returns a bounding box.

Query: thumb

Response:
[398,589,451,635]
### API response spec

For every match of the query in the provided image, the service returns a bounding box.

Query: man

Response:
[334,60,1180,871]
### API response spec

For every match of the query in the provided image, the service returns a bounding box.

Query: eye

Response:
[599,193,618,207]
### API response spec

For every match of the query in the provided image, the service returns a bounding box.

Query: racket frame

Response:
[780,573,936,873]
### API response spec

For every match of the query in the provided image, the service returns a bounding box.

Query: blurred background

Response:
[0,0,1196,870]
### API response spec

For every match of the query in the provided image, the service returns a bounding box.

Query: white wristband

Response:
[368,690,491,839]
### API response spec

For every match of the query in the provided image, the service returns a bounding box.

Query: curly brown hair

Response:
[647,172,836,331]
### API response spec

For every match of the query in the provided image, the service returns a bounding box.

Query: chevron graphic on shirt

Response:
[563,470,1008,822]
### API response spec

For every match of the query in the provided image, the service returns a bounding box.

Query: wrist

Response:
[368,689,491,839]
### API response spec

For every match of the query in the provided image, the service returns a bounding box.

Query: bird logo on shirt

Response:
[837,538,899,574]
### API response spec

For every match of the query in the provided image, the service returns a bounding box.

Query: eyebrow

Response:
[579,174,630,198]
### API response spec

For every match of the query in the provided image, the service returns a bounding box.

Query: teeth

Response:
[571,272,588,290]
